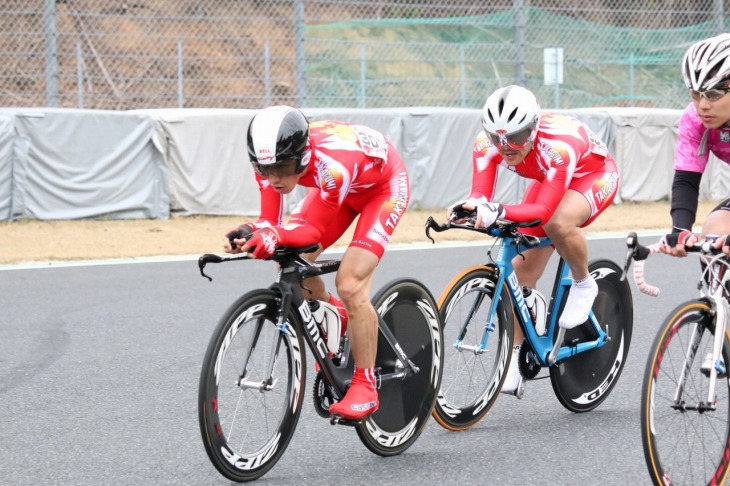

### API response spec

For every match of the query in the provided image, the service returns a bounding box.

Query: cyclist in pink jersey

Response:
[224,105,410,420]
[660,34,730,258]
[449,85,619,397]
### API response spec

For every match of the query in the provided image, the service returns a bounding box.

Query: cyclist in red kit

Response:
[449,85,619,398]
[224,105,410,421]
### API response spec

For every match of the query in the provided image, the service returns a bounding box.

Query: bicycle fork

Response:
[236,292,293,393]
[708,297,728,402]
[455,291,489,354]
[675,292,726,411]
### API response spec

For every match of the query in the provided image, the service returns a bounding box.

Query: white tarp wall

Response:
[0,108,168,220]
[131,108,261,216]
[603,107,680,202]
[0,106,727,221]
[580,106,728,202]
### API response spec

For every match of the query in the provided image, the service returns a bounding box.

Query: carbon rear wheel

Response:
[355,278,443,455]
[549,259,633,412]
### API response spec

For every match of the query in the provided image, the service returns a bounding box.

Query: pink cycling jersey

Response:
[469,112,619,231]
[674,103,730,172]
[253,120,409,258]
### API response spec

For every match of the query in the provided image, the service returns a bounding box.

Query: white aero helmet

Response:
[682,33,730,91]
[481,85,540,149]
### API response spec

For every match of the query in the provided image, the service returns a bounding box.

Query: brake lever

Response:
[514,233,541,261]
[198,253,250,282]
[425,216,436,243]
[198,254,222,281]
[620,232,638,282]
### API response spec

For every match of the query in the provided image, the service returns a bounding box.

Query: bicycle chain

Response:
[518,341,542,379]
[312,371,337,418]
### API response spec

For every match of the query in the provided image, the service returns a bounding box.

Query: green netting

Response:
[304,7,723,109]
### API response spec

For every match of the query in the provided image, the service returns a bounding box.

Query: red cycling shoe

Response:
[328,367,379,420]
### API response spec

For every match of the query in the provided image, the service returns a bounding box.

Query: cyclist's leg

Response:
[512,247,554,288]
[502,181,555,396]
[689,199,730,290]
[544,191,591,278]
[291,192,356,341]
[356,278,442,455]
[551,168,618,329]
[504,245,553,396]
[328,166,410,420]
[334,248,378,365]
[513,179,557,287]
[325,249,381,420]
[512,245,554,342]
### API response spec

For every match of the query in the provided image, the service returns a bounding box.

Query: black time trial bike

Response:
[196,244,443,482]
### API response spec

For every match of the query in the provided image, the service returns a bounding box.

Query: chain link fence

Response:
[1,0,727,110]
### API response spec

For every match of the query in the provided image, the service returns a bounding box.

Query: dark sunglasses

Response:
[690,88,730,102]
[485,124,535,150]
[252,158,300,178]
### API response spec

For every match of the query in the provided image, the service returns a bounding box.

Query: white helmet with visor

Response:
[481,85,540,150]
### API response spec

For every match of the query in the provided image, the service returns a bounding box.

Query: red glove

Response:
[245,227,280,259]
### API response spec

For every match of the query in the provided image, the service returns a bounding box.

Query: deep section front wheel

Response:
[550,259,633,412]
[431,266,514,431]
[355,278,443,456]
[641,299,730,486]
[198,289,306,482]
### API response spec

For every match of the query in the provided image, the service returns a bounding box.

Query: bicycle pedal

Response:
[329,415,360,427]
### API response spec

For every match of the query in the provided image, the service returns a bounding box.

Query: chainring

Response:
[312,370,337,418]
[519,341,542,379]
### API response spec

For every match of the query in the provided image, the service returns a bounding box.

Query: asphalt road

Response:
[0,233,701,485]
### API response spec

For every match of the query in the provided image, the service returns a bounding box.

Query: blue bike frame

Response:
[475,232,609,367]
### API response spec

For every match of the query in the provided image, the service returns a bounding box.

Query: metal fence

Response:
[1,0,727,110]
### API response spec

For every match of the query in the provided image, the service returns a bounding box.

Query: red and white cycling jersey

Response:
[254,120,409,258]
[469,112,618,228]
[674,102,730,172]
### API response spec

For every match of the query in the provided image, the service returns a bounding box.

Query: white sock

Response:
[559,276,598,329]
[502,344,522,392]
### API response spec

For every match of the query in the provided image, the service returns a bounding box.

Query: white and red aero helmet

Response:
[247,105,309,172]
